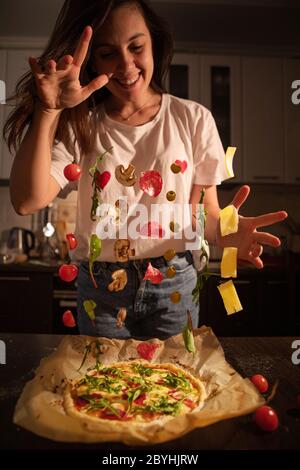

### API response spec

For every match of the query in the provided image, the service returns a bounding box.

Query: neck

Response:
[106,90,160,123]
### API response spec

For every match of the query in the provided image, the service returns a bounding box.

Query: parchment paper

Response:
[13,326,265,445]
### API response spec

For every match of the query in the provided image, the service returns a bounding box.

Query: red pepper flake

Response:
[137,342,159,360]
[62,310,76,328]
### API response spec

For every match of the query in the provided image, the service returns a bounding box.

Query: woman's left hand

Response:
[216,185,288,268]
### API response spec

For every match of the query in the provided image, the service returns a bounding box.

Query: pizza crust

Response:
[63,360,206,433]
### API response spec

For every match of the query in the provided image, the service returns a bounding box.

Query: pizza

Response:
[63,361,206,429]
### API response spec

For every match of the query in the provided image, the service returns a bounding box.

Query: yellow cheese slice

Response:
[221,247,237,278]
[220,204,238,236]
[225,147,237,178]
[217,280,243,315]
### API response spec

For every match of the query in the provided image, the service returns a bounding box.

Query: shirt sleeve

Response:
[192,107,228,186]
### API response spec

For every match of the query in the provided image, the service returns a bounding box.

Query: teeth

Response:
[118,76,139,85]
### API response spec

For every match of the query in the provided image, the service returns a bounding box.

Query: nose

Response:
[116,50,135,74]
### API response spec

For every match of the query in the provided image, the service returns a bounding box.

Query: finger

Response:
[73,25,93,68]
[28,56,43,77]
[231,185,250,211]
[253,231,281,247]
[82,73,111,99]
[253,211,288,229]
[44,59,57,74]
[247,253,264,269]
[57,54,73,71]
[251,244,263,258]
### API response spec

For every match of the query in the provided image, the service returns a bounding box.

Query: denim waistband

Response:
[84,251,193,271]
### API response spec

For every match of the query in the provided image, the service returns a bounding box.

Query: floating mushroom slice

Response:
[143,262,164,284]
[170,163,181,174]
[116,308,127,329]
[220,204,239,236]
[114,239,134,262]
[108,269,128,292]
[164,249,176,262]
[139,170,163,197]
[224,146,237,178]
[166,266,176,278]
[169,221,180,233]
[115,164,137,187]
[217,280,243,315]
[170,291,181,303]
[221,247,238,278]
[166,190,176,202]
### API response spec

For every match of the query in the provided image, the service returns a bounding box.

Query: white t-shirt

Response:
[51,94,228,262]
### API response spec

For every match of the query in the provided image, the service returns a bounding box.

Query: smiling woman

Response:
[4,0,287,340]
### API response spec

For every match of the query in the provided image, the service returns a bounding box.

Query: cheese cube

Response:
[225,146,237,178]
[220,204,238,236]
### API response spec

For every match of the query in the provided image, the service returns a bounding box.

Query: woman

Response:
[5,0,287,339]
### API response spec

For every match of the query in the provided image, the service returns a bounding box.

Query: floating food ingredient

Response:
[116,308,127,329]
[58,264,78,282]
[163,249,176,262]
[166,190,176,201]
[115,164,137,187]
[174,159,187,173]
[143,262,164,284]
[108,269,128,292]
[139,170,163,197]
[220,204,239,236]
[221,247,238,278]
[114,239,135,262]
[83,299,97,328]
[217,280,243,315]
[89,234,102,288]
[224,146,237,178]
[170,291,181,303]
[63,163,81,182]
[62,310,76,328]
[140,221,165,238]
[166,266,176,278]
[89,147,113,221]
[136,342,159,360]
[182,310,196,354]
[66,233,77,250]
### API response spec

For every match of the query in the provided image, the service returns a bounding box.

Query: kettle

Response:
[7,227,35,255]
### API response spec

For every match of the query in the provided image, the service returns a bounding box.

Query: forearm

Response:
[204,204,220,245]
[10,103,62,215]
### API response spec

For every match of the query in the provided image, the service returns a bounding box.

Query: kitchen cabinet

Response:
[242,57,284,183]
[169,53,243,182]
[0,263,78,334]
[199,265,290,336]
[0,48,42,179]
[200,55,243,182]
[0,266,54,333]
[284,58,300,184]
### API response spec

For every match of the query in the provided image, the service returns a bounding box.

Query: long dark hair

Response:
[3,0,173,155]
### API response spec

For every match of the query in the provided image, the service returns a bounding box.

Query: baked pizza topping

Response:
[66,361,205,423]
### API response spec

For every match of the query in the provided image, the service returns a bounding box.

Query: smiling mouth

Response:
[115,74,141,87]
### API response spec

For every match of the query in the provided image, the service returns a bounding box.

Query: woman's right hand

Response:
[29,26,110,112]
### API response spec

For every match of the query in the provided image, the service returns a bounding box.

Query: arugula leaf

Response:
[88,234,102,288]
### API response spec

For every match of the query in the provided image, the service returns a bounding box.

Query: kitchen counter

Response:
[0,333,299,458]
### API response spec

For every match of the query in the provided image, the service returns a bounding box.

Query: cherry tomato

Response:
[62,310,76,328]
[250,374,269,393]
[63,163,81,182]
[58,264,78,282]
[66,233,77,250]
[254,405,279,432]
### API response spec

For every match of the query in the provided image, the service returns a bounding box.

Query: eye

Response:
[130,45,143,53]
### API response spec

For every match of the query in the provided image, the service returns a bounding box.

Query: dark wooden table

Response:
[0,334,299,462]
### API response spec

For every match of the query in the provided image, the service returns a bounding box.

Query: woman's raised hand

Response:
[29,26,110,111]
[217,185,288,269]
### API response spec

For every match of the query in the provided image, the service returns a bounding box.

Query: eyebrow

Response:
[95,33,146,48]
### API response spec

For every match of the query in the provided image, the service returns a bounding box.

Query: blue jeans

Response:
[77,251,199,340]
